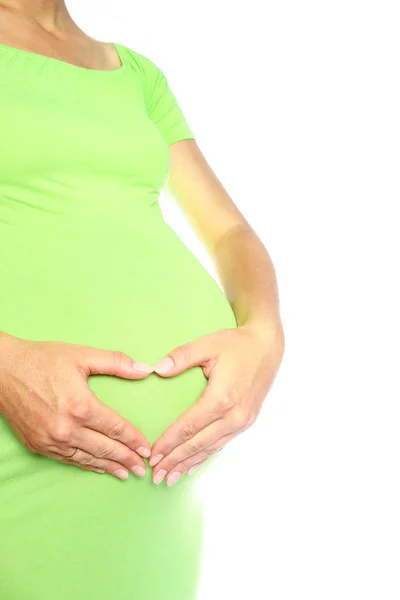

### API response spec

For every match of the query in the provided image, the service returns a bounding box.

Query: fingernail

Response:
[188,464,201,475]
[113,468,129,480]
[131,465,146,477]
[137,446,151,458]
[149,454,164,467]
[92,468,106,474]
[167,471,181,486]
[153,357,174,374]
[133,361,154,373]
[153,469,167,485]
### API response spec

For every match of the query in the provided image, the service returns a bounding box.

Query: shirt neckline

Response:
[0,40,128,75]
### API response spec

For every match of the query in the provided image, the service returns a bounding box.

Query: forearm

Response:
[212,224,284,339]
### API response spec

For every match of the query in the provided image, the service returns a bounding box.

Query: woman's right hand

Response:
[0,332,154,480]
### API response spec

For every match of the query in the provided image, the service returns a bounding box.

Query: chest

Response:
[0,66,170,192]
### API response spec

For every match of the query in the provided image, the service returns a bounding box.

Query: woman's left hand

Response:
[148,322,285,486]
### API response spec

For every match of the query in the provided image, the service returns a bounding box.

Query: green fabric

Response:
[0,41,237,599]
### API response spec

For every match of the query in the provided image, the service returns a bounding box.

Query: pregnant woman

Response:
[0,1,285,598]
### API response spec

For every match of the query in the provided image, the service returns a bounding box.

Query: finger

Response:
[151,418,232,479]
[187,458,208,475]
[152,335,216,377]
[175,434,233,478]
[85,393,151,458]
[74,428,147,477]
[64,462,107,475]
[47,449,132,480]
[153,431,235,486]
[185,443,226,476]
[149,386,222,467]
[77,346,154,379]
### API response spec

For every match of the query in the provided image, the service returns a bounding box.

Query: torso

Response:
[0,32,236,599]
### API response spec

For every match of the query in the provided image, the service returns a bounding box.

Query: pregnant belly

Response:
[0,216,236,599]
[0,214,236,437]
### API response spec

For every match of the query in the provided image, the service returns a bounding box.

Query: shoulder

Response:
[115,43,164,79]
[112,42,195,143]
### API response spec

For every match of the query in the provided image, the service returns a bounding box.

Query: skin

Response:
[0,333,154,479]
[0,0,285,486]
[0,0,121,70]
[149,143,285,484]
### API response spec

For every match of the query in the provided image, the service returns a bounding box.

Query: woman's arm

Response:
[148,139,285,482]
[167,139,284,342]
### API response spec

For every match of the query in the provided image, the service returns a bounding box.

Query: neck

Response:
[0,0,76,35]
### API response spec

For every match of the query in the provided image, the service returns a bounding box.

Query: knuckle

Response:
[187,440,204,455]
[26,438,42,454]
[51,419,73,443]
[180,459,192,472]
[229,409,248,430]
[112,351,126,372]
[107,420,126,440]
[79,452,95,466]
[216,394,236,413]
[68,397,90,421]
[199,447,214,460]
[96,443,115,459]
[179,422,196,441]
[175,344,191,364]
[46,443,64,454]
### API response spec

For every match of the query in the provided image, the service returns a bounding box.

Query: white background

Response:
[71,1,400,598]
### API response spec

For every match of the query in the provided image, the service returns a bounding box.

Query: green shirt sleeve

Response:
[139,54,195,146]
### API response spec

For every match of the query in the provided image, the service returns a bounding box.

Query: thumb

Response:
[77,346,154,379]
[153,337,212,377]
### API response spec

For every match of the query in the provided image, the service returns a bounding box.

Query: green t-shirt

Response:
[0,40,236,600]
